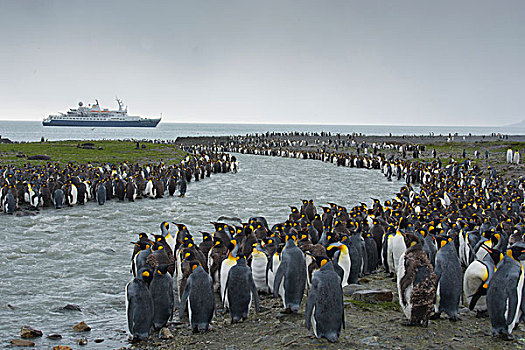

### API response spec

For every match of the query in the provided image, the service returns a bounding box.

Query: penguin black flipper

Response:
[304,279,316,331]
[265,256,272,288]
[223,271,230,307]
[342,301,345,329]
[433,257,442,281]
[332,256,344,283]
[179,277,190,319]
[505,279,520,330]
[469,288,485,311]
[250,274,260,313]
[273,260,286,298]
[126,283,134,333]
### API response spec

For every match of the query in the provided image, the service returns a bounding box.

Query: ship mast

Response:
[116,97,123,111]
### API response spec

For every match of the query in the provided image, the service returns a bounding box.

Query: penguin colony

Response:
[0,152,238,214]
[126,133,525,344]
[128,204,349,343]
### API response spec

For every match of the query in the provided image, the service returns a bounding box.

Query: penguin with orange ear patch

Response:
[126,267,154,342]
[305,256,344,343]
[225,255,259,323]
[150,264,174,330]
[432,236,462,321]
[487,245,525,340]
[179,261,215,333]
[463,245,502,315]
[274,233,307,313]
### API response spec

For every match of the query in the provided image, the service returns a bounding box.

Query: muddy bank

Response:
[132,270,525,350]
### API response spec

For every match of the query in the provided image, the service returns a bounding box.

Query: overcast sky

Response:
[0,1,523,125]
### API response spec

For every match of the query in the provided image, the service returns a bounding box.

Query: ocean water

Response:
[0,153,402,349]
[0,121,524,142]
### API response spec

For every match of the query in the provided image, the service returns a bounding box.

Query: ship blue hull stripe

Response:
[42,120,160,127]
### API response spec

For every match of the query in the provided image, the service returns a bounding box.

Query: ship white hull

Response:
[43,118,161,127]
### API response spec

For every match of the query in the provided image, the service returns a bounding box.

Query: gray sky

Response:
[0,0,524,125]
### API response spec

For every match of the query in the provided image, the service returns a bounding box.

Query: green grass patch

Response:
[345,299,401,312]
[0,140,186,166]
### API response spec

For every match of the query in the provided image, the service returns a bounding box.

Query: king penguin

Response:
[179,261,215,333]
[96,181,106,205]
[160,221,176,253]
[274,234,307,313]
[391,230,407,275]
[364,232,378,274]
[220,240,239,309]
[149,264,174,330]
[487,246,525,339]
[126,267,154,342]
[225,255,259,323]
[463,245,502,314]
[397,234,437,327]
[131,241,153,278]
[326,242,351,288]
[305,256,345,342]
[266,239,282,295]
[4,191,16,214]
[433,236,463,321]
[53,188,64,209]
[251,243,269,293]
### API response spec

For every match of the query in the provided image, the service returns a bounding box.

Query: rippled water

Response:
[0,153,402,348]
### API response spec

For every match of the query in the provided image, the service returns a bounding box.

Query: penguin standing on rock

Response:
[487,246,525,340]
[225,255,259,323]
[274,234,307,313]
[397,234,437,327]
[305,256,345,342]
[179,261,215,333]
[126,268,154,342]
[433,236,463,321]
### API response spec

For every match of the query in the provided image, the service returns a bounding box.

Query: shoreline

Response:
[176,133,524,181]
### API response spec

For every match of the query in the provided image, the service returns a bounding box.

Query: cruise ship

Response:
[42,98,161,127]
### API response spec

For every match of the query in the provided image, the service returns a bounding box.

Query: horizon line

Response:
[0,119,520,129]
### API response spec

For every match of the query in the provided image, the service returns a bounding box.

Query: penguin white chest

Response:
[396,252,413,320]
